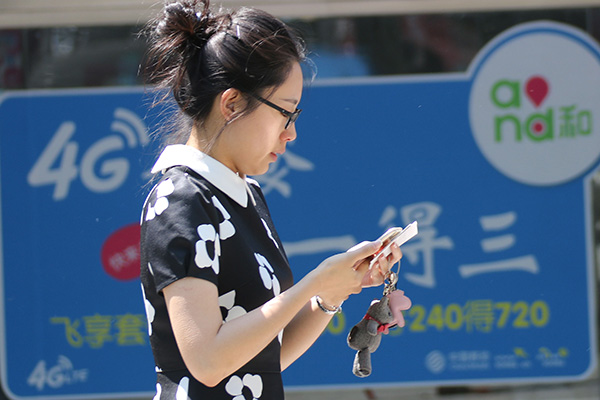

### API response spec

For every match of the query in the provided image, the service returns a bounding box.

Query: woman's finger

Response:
[390,243,402,263]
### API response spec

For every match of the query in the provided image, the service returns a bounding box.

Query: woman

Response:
[140,1,402,398]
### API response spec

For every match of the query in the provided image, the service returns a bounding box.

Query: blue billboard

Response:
[0,21,597,399]
[0,88,158,398]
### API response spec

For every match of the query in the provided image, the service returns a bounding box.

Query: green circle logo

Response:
[469,22,600,186]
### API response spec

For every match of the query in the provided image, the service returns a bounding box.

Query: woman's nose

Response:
[283,123,297,142]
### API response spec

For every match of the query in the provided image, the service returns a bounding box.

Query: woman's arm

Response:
[279,296,337,371]
[163,240,380,387]
[279,243,401,370]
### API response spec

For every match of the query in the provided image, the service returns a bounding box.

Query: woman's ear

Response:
[219,88,243,122]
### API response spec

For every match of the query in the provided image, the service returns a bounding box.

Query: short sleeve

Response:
[140,168,223,293]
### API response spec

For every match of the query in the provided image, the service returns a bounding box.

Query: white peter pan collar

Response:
[150,144,256,208]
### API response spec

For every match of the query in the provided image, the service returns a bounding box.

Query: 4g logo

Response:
[27,108,149,201]
[491,75,593,143]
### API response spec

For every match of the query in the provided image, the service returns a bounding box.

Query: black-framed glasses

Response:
[250,93,302,129]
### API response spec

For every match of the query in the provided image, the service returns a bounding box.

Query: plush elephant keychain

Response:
[347,270,412,377]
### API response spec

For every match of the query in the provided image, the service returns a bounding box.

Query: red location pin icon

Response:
[525,76,549,108]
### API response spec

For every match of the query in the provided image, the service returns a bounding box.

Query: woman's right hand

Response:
[309,240,382,307]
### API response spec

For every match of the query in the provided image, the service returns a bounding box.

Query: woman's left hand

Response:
[360,243,402,288]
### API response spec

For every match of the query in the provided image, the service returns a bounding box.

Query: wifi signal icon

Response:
[111,107,149,148]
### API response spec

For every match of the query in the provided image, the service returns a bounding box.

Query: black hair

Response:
[143,0,307,144]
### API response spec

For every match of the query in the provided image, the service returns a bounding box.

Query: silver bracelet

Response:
[314,295,343,315]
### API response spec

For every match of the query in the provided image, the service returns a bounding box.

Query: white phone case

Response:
[370,221,418,265]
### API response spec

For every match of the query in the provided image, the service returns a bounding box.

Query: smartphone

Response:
[370,221,418,265]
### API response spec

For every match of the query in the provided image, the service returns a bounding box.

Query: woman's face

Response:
[215,62,304,176]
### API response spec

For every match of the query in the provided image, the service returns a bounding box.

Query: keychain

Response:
[383,269,398,296]
[347,261,412,377]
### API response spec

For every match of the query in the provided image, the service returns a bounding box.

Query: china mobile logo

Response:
[491,75,593,143]
[469,21,600,186]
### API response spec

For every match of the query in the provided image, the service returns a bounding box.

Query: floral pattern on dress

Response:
[225,374,263,400]
[212,196,235,240]
[140,158,293,399]
[194,196,237,275]
[141,280,155,336]
[261,219,279,249]
[195,224,221,274]
[175,376,189,400]
[153,382,161,400]
[255,253,280,297]
[254,253,284,344]
[219,290,247,322]
[145,178,175,222]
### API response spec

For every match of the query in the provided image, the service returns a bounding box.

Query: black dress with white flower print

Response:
[140,166,293,400]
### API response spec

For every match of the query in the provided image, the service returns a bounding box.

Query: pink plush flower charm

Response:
[387,289,412,328]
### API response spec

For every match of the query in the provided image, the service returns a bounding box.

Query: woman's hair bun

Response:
[144,0,306,133]
[155,0,224,51]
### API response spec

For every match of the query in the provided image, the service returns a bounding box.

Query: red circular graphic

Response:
[101,223,141,281]
[529,119,546,136]
[533,122,545,134]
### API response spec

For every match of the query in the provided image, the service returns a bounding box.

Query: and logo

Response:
[490,75,591,143]
[469,22,600,186]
